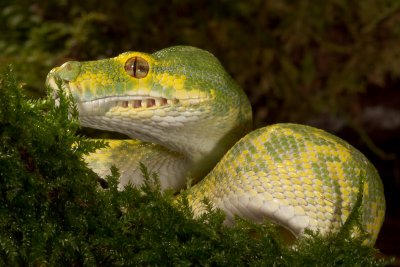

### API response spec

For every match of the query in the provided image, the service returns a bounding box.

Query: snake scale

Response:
[46,46,385,245]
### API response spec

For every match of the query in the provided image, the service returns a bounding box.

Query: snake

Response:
[46,46,385,246]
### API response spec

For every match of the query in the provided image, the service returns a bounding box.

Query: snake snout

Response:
[56,61,82,82]
[46,61,84,104]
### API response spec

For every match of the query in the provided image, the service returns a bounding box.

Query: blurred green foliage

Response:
[0,67,391,266]
[1,0,400,126]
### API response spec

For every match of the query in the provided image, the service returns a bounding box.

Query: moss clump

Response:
[0,68,391,266]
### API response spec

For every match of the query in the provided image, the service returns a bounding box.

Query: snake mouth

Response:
[109,96,179,109]
[78,96,181,115]
[76,94,207,117]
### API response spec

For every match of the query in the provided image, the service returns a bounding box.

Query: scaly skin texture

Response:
[46,46,385,245]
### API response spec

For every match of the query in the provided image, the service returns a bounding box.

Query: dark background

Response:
[1,0,399,261]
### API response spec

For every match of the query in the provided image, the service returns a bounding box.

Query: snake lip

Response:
[77,95,187,116]
[106,96,176,109]
[114,97,175,108]
[79,95,204,114]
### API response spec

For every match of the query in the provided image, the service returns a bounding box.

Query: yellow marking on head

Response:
[76,72,111,85]
[156,73,185,88]
[153,73,205,100]
[174,75,186,91]
[73,71,117,98]
[116,52,155,67]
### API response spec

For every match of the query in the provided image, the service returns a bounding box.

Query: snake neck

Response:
[79,100,252,179]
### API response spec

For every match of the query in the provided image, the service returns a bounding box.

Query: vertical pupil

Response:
[125,56,149,79]
[132,57,138,77]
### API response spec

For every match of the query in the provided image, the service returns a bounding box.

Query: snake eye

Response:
[124,56,149,78]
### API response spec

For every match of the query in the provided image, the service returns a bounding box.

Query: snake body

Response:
[46,46,385,245]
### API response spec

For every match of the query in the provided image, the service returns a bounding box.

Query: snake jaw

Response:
[74,95,182,116]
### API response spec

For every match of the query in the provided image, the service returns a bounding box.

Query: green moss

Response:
[0,68,391,266]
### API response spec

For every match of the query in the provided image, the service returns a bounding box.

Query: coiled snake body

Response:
[46,46,385,245]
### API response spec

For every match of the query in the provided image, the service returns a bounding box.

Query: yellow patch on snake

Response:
[155,73,186,91]
[76,72,111,86]
[116,52,155,68]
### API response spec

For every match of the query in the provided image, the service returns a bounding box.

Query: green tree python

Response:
[46,46,385,246]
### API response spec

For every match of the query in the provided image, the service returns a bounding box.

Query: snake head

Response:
[46,46,252,163]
